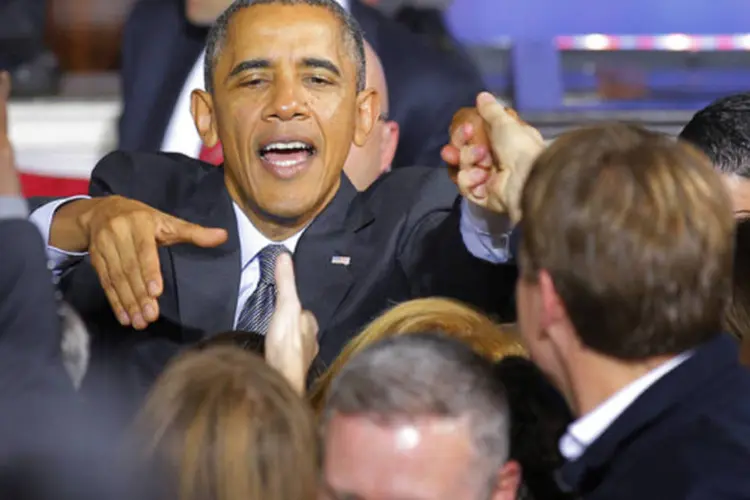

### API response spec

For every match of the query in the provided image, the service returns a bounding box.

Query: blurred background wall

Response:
[46,0,136,72]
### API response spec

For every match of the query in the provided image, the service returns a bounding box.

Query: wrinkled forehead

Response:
[219,5,353,75]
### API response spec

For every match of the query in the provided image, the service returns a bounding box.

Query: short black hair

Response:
[679,92,750,178]
[204,0,366,94]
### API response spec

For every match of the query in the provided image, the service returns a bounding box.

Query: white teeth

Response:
[263,141,310,152]
[266,158,306,167]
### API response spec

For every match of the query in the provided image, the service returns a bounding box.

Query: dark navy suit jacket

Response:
[117,0,484,168]
[0,218,131,499]
[558,334,750,499]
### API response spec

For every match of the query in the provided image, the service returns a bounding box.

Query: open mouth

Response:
[258,140,317,168]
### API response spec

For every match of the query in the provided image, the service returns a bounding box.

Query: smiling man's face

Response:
[192,4,378,232]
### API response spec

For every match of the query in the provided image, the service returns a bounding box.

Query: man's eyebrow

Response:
[301,57,341,77]
[227,59,271,79]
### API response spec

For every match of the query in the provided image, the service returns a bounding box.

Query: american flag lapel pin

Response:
[331,255,351,266]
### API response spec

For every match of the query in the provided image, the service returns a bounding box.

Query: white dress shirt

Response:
[230,203,303,325]
[558,351,693,461]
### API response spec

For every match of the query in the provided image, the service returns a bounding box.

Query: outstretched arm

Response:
[0,71,74,419]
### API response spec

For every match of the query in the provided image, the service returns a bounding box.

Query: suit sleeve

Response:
[396,169,517,321]
[26,150,142,213]
[0,218,137,499]
[0,220,74,427]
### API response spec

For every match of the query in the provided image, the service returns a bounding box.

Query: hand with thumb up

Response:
[265,253,320,394]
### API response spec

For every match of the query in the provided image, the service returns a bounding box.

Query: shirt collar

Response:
[232,202,305,270]
[559,350,693,461]
[334,0,350,10]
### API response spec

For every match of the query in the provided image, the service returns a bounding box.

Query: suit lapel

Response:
[295,176,374,340]
[169,167,241,342]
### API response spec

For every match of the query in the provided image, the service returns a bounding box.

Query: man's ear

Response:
[191,89,219,148]
[539,269,580,354]
[491,460,522,500]
[379,121,399,174]
[539,270,566,332]
[353,88,379,147]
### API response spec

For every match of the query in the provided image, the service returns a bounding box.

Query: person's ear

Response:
[353,88,379,147]
[539,270,567,331]
[191,89,219,148]
[539,269,580,354]
[378,121,399,174]
[491,460,522,500]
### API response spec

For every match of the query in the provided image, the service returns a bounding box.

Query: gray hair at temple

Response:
[204,0,366,94]
[321,333,511,483]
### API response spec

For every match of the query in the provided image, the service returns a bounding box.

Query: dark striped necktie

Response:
[236,244,289,335]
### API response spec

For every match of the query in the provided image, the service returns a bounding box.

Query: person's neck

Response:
[566,350,677,417]
[225,177,339,241]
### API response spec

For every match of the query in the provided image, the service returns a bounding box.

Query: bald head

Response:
[364,42,388,115]
[343,41,399,190]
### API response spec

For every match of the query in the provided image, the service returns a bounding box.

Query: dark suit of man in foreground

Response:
[118,0,483,168]
[31,0,517,420]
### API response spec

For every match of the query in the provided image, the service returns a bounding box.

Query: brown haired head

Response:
[519,123,734,359]
[309,297,526,412]
[134,346,318,500]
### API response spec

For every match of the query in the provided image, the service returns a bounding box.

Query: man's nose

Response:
[266,80,306,121]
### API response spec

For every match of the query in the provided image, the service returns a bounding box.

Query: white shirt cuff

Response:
[0,196,29,219]
[29,196,91,272]
[459,198,514,264]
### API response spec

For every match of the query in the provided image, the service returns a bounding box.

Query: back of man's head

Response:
[679,93,750,177]
[323,333,511,481]
[520,123,734,360]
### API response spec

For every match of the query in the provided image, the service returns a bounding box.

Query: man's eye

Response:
[242,78,266,87]
[306,76,331,86]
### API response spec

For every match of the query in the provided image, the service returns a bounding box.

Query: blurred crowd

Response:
[1,1,750,500]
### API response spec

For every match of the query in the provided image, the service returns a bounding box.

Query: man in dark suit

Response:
[0,72,73,446]
[0,73,134,500]
[510,123,750,498]
[30,0,517,419]
[118,0,483,168]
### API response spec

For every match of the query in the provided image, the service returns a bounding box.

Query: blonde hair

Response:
[310,297,525,412]
[134,346,318,500]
